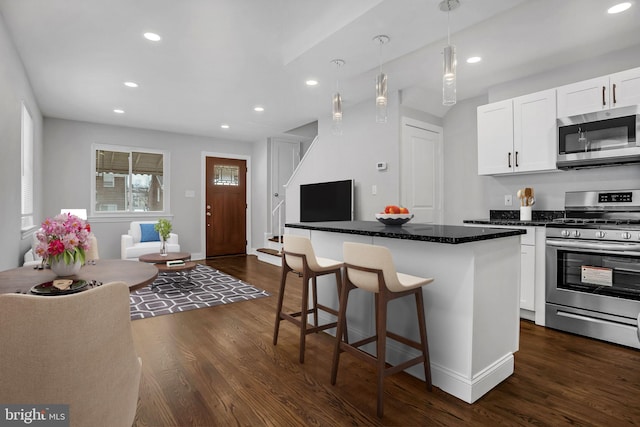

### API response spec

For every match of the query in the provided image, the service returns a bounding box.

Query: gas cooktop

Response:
[549,218,640,227]
[549,189,640,230]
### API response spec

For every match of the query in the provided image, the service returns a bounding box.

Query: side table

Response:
[138,252,196,290]
[152,261,198,290]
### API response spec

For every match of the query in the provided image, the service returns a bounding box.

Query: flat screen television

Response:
[300,179,354,222]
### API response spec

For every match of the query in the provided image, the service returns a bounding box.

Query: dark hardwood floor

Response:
[131,255,640,426]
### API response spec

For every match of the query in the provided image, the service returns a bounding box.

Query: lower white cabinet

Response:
[464,223,546,326]
[520,243,535,311]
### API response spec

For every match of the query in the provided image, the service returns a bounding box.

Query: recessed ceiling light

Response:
[124,81,138,88]
[306,79,319,86]
[254,106,265,112]
[220,124,230,129]
[113,109,125,114]
[143,32,162,42]
[466,56,482,64]
[608,2,632,13]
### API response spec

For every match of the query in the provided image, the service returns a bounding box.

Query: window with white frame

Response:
[92,145,169,214]
[21,103,34,231]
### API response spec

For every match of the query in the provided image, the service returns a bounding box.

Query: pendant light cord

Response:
[447,6,451,45]
[378,40,383,74]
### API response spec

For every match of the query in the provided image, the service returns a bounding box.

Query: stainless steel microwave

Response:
[557,105,640,169]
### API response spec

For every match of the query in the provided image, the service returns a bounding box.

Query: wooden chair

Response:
[331,241,434,417]
[273,234,344,363]
[0,282,142,427]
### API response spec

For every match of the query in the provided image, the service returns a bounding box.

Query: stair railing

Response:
[271,199,285,248]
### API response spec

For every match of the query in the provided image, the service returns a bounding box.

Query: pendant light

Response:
[373,35,390,123]
[439,0,459,106]
[331,59,345,135]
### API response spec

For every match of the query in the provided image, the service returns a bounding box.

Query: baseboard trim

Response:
[317,311,514,404]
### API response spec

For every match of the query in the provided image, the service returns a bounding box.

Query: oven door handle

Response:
[546,239,640,252]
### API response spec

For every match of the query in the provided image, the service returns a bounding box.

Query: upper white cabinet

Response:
[557,66,640,117]
[478,89,557,175]
[477,99,513,175]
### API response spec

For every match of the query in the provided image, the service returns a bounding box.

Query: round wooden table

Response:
[138,252,191,264]
[0,259,159,295]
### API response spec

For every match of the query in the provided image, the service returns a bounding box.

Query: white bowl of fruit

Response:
[375,205,413,226]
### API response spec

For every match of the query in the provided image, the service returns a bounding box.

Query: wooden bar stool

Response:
[273,235,344,363]
[331,241,433,418]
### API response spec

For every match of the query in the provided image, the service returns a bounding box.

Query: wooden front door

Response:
[206,157,247,257]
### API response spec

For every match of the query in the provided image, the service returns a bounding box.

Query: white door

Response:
[270,138,300,236]
[400,118,443,223]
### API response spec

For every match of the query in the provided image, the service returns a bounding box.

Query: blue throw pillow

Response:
[140,223,161,242]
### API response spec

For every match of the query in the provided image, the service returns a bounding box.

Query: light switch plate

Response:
[504,194,512,206]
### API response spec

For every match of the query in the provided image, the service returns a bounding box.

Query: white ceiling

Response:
[1,0,639,143]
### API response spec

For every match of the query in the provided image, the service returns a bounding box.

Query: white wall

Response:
[0,14,44,269]
[442,95,489,225]
[252,139,269,247]
[42,118,265,259]
[286,91,401,222]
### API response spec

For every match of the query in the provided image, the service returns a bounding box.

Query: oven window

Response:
[556,250,640,300]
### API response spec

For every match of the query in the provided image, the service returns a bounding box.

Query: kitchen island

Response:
[285,221,525,404]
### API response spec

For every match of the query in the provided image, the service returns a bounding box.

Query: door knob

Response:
[206,212,211,216]
[274,193,279,197]
[207,205,211,209]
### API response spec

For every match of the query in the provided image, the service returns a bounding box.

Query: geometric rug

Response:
[129,264,270,320]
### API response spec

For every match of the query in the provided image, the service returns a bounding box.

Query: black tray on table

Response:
[30,280,89,295]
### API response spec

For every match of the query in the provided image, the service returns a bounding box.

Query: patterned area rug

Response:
[130,264,270,320]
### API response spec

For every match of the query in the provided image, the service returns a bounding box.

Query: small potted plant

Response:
[154,219,172,255]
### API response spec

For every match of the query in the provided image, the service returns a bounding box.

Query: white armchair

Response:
[121,221,180,260]
[23,231,43,267]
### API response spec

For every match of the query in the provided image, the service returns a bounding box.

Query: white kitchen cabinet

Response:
[477,89,556,175]
[464,223,545,325]
[513,90,557,173]
[557,66,640,117]
[610,67,640,108]
[477,100,513,175]
[519,243,535,311]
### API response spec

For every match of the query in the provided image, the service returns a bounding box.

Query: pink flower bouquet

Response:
[35,213,91,265]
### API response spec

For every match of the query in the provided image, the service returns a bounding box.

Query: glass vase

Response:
[160,239,167,256]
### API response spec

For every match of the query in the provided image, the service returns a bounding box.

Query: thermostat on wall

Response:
[376,162,387,171]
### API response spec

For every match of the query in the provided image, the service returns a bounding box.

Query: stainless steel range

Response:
[546,189,640,349]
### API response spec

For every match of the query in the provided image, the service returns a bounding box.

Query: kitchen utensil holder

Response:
[520,206,532,221]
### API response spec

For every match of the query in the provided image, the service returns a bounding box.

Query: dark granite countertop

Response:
[464,219,552,227]
[463,209,564,227]
[286,221,525,244]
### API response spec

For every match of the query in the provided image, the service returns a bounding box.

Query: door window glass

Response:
[213,165,239,186]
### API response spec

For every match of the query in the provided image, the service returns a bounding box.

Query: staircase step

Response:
[256,248,282,267]
[257,248,281,257]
